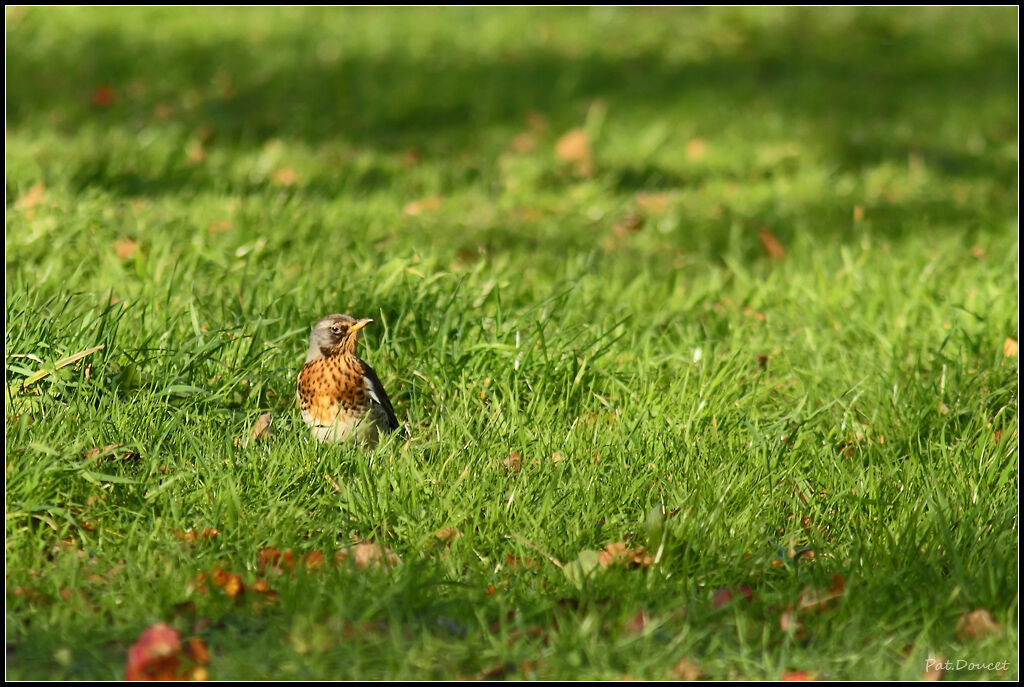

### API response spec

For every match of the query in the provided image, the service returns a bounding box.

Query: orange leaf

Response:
[302,550,325,570]
[555,128,591,164]
[759,227,786,260]
[1003,338,1017,358]
[685,138,708,160]
[115,237,139,260]
[781,670,819,681]
[187,637,210,666]
[271,167,298,186]
[15,182,46,212]
[403,196,442,216]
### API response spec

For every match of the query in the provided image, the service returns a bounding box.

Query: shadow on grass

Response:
[5,7,1018,244]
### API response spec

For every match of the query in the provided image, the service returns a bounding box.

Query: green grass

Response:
[5,6,1018,680]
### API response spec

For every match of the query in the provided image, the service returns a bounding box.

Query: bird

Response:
[296,314,402,444]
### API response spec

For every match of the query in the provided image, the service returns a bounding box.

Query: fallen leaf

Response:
[922,654,945,681]
[597,542,653,568]
[1003,338,1017,358]
[15,182,46,212]
[612,215,644,238]
[711,585,754,608]
[236,413,272,448]
[186,637,210,666]
[554,128,593,175]
[672,658,703,681]
[779,607,803,636]
[759,226,786,260]
[781,670,819,681]
[503,451,523,474]
[115,237,139,260]
[685,138,707,160]
[550,452,567,463]
[510,132,537,153]
[125,623,183,680]
[434,527,461,543]
[623,609,648,634]
[956,608,1001,640]
[210,567,243,599]
[185,139,206,165]
[208,220,233,235]
[403,197,442,216]
[258,547,294,574]
[92,85,117,107]
[271,167,298,186]
[634,191,670,214]
[335,541,399,569]
[301,550,325,570]
[154,102,175,120]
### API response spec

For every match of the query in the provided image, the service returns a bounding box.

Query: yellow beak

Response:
[350,318,373,332]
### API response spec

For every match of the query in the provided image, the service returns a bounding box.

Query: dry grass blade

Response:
[21,344,105,388]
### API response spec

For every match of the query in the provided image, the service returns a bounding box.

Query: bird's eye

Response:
[330,326,342,335]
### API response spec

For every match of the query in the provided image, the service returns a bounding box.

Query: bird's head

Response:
[306,314,372,360]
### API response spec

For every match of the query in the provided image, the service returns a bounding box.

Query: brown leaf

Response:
[92,85,117,107]
[185,139,206,165]
[510,132,537,153]
[554,128,593,175]
[271,167,298,186]
[82,444,136,461]
[257,547,294,574]
[403,196,442,216]
[623,609,648,635]
[598,541,652,567]
[434,527,461,543]
[208,220,233,235]
[922,654,946,681]
[759,227,786,260]
[1003,338,1017,358]
[685,138,708,160]
[503,451,523,474]
[236,413,272,448]
[672,658,703,681]
[186,637,210,666]
[115,237,139,260]
[301,550,325,570]
[956,608,1001,640]
[634,191,670,214]
[210,567,243,599]
[711,585,753,608]
[335,541,399,569]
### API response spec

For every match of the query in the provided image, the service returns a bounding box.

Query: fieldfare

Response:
[297,314,402,444]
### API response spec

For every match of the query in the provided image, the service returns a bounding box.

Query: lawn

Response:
[4,6,1019,681]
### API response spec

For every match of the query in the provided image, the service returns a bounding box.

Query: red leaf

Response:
[92,85,117,107]
[125,623,184,680]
